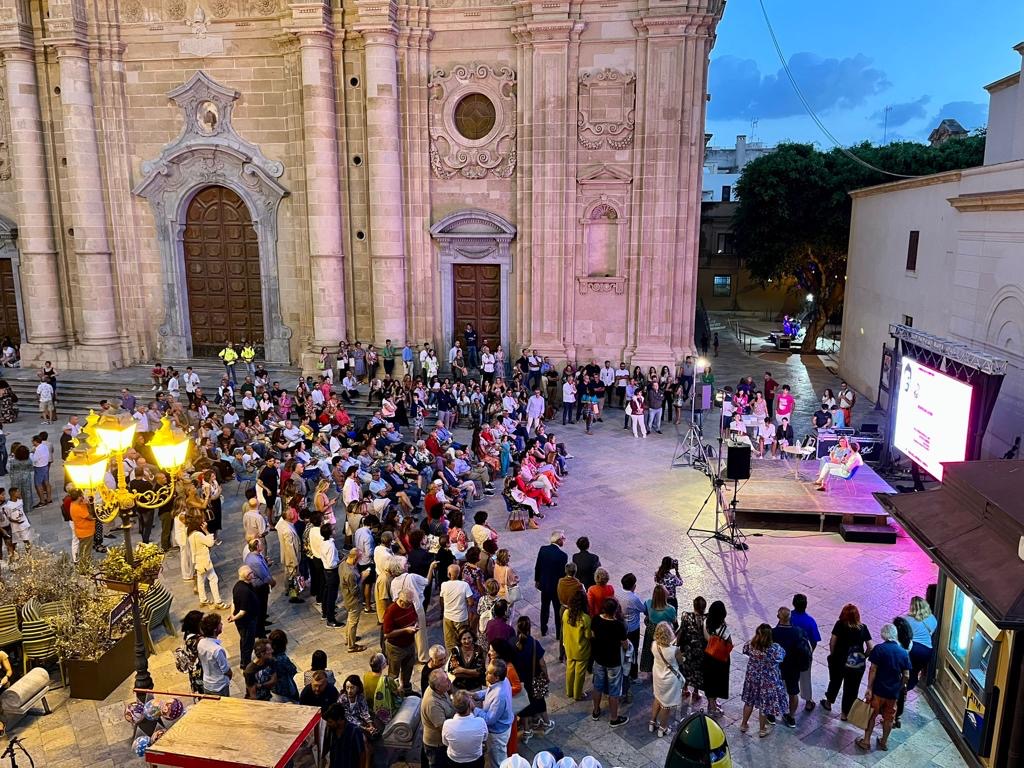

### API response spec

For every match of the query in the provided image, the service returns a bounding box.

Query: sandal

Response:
[648,720,657,733]
[855,738,871,751]
[759,726,770,738]
[739,722,749,733]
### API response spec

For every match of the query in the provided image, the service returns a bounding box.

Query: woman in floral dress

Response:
[654,556,684,609]
[739,623,789,738]
[676,595,707,702]
[339,674,377,768]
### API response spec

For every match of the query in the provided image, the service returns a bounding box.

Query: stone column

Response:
[289,3,347,348]
[356,6,407,344]
[0,49,67,348]
[51,42,122,354]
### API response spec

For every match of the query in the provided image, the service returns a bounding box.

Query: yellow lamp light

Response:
[95,410,138,454]
[148,417,190,471]
[65,447,109,490]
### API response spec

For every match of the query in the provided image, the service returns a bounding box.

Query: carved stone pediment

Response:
[429,63,517,180]
[577,69,636,150]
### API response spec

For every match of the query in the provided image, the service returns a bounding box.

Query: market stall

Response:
[143,698,322,768]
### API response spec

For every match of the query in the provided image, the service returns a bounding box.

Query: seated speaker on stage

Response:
[814,439,862,491]
[728,411,747,438]
[756,416,775,458]
[772,417,794,458]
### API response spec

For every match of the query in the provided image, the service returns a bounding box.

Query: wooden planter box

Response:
[65,630,136,701]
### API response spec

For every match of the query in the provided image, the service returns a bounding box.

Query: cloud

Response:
[871,96,930,129]
[925,100,987,131]
[708,53,891,121]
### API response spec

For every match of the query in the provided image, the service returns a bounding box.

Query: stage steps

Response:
[840,521,898,544]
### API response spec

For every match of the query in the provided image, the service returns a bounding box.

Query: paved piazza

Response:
[2,330,967,768]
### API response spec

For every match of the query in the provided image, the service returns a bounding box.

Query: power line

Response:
[756,0,922,179]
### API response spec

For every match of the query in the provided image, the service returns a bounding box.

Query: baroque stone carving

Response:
[253,0,277,14]
[181,6,225,57]
[429,63,517,180]
[210,0,232,18]
[167,0,188,20]
[122,0,144,22]
[133,71,292,362]
[576,277,626,295]
[578,69,636,150]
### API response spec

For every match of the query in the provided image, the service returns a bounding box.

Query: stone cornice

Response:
[849,170,962,199]
[353,0,398,32]
[0,0,35,52]
[286,1,333,37]
[514,20,583,44]
[633,14,718,37]
[947,189,1024,212]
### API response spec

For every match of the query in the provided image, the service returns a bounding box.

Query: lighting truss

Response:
[889,324,1008,376]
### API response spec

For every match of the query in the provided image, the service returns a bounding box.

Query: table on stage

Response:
[782,444,815,480]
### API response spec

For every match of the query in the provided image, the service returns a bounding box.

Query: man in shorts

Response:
[772,607,810,727]
[857,622,911,751]
[590,597,630,728]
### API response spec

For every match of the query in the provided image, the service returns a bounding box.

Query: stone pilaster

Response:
[0,45,68,353]
[44,6,123,367]
[355,0,407,345]
[288,2,348,353]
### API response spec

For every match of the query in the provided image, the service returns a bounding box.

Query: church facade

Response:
[0,0,723,371]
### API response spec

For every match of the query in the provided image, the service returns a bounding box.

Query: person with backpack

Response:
[772,607,812,727]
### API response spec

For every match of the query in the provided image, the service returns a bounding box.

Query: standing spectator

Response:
[442,690,488,767]
[304,649,337,688]
[562,591,592,701]
[677,596,707,703]
[190,518,228,609]
[30,435,52,508]
[269,629,300,702]
[178,610,205,694]
[891,617,915,729]
[572,536,601,590]
[646,381,665,434]
[640,585,677,676]
[556,562,584,663]
[244,538,275,635]
[464,323,479,370]
[228,565,260,667]
[68,489,95,568]
[534,530,568,637]
[772,607,810,727]
[626,389,647,438]
[422,669,456,768]
[275,507,303,604]
[837,381,857,427]
[383,589,419,695]
[618,573,645,684]
[513,615,554,736]
[774,385,795,425]
[36,375,55,425]
[561,378,576,425]
[587,568,615,618]
[319,523,343,629]
[525,389,545,434]
[856,623,911,752]
[738,624,789,738]
[590,597,630,728]
[473,658,515,768]
[702,600,732,717]
[712,332,719,356]
[821,603,873,719]
[440,563,475,650]
[447,630,486,691]
[654,556,683,608]
[790,593,821,711]
[340,547,367,652]
[902,596,938,695]
[613,362,630,408]
[197,612,232,696]
[763,371,778,418]
[650,621,683,738]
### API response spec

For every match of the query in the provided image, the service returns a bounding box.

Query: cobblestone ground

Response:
[1,325,966,768]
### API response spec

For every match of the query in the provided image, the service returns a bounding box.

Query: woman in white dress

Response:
[651,620,683,737]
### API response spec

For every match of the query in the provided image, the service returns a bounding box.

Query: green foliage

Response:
[99,542,165,585]
[0,548,79,608]
[733,135,985,344]
[50,589,132,662]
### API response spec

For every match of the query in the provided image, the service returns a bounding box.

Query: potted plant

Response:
[98,542,165,591]
[52,588,136,701]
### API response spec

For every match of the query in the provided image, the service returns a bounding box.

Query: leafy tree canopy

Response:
[732,135,985,347]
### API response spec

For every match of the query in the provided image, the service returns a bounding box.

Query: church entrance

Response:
[183,185,264,358]
[0,259,21,345]
[453,264,501,346]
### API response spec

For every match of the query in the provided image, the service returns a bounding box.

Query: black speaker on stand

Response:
[725,442,751,480]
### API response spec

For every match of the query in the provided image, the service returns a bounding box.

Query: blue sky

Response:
[706,0,1024,148]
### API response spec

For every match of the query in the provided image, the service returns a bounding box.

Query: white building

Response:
[840,42,1024,457]
[702,134,773,201]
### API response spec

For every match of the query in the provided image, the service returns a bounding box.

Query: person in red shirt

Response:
[763,371,779,418]
[383,590,419,695]
[587,568,616,617]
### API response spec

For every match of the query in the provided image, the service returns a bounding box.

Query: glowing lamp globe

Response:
[148,417,190,471]
[65,447,109,490]
[95,410,137,454]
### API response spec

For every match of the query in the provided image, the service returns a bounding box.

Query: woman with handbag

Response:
[676,596,707,703]
[640,585,677,676]
[702,600,732,717]
[821,603,873,719]
[651,621,684,737]
[513,615,554,739]
[739,624,789,738]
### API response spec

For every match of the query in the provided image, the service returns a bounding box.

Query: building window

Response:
[716,233,735,255]
[904,315,914,327]
[453,93,497,140]
[906,230,920,271]
[947,586,975,669]
[712,275,732,297]
[721,185,731,202]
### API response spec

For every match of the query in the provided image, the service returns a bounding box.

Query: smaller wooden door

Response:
[453,264,501,345]
[0,259,20,344]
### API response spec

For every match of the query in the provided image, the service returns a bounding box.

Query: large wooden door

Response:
[453,264,501,346]
[183,186,263,357]
[0,259,20,344]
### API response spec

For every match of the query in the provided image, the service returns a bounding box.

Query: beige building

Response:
[0,0,723,372]
[840,41,1024,457]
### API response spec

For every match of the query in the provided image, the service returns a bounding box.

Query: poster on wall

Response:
[893,358,973,481]
[875,344,894,413]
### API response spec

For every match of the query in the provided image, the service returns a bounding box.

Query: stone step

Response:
[839,521,898,545]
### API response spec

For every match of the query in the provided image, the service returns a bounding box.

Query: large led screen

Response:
[893,358,973,481]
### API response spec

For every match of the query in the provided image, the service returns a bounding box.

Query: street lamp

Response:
[65,410,191,696]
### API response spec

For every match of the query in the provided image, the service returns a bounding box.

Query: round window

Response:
[453,93,497,141]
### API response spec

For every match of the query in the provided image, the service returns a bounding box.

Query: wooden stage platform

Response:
[731,456,896,534]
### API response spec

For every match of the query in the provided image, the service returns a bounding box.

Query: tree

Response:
[733,136,985,351]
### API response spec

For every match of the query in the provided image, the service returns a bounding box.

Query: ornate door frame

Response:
[133,72,292,362]
[430,209,516,356]
[0,215,26,344]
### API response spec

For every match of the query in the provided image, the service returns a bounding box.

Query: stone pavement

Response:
[0,332,966,768]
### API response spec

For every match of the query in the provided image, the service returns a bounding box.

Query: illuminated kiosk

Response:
[144,698,322,768]
[875,462,1023,768]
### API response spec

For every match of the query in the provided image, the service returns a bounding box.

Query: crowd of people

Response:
[0,323,937,766]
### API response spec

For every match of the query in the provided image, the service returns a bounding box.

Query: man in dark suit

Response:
[534,530,568,637]
[571,536,601,590]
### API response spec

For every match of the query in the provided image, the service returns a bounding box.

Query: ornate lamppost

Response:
[64,410,190,695]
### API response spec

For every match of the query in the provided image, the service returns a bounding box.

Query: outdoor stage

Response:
[731,455,898,540]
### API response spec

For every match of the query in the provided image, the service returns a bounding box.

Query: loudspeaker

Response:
[699,384,712,411]
[725,441,751,480]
